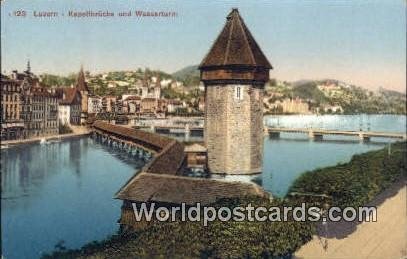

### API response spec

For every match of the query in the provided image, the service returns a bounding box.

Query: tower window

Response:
[235,86,243,100]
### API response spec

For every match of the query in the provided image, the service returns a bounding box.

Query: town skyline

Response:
[1,0,406,92]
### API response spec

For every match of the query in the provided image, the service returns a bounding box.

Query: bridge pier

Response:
[359,133,370,142]
[313,134,323,141]
[308,130,323,141]
[269,131,280,139]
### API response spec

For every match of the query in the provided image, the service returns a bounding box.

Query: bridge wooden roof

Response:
[144,140,186,175]
[93,121,173,152]
[116,173,269,205]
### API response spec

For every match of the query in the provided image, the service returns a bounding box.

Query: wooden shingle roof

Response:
[116,173,269,205]
[199,8,272,70]
[93,120,173,152]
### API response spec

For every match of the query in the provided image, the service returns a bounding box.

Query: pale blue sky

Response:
[1,0,406,91]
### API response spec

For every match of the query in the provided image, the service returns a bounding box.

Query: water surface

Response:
[1,138,144,259]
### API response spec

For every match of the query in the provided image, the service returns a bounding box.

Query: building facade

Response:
[199,9,272,174]
[88,95,102,114]
[102,96,116,113]
[1,75,24,140]
[20,77,59,138]
[275,97,310,114]
[56,88,81,125]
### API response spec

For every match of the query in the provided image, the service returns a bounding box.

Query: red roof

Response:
[199,9,272,69]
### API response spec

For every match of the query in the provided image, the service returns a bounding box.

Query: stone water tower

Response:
[199,8,272,174]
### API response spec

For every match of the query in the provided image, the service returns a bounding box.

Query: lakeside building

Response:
[1,75,24,140]
[269,97,310,114]
[102,96,116,113]
[140,97,158,115]
[55,88,82,125]
[21,80,59,138]
[4,63,60,139]
[88,95,102,114]
[123,96,141,114]
[167,99,184,113]
[199,9,272,174]
[2,64,60,140]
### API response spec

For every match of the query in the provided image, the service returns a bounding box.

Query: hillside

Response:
[172,65,200,87]
[291,82,327,104]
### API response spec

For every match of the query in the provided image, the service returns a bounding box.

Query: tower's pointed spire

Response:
[155,73,161,88]
[26,60,31,73]
[142,71,149,87]
[76,65,89,91]
[199,8,272,69]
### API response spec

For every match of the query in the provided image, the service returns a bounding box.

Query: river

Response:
[1,114,405,258]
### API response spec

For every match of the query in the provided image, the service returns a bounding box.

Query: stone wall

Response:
[205,84,264,174]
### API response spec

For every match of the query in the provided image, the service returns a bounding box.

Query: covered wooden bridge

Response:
[91,121,269,230]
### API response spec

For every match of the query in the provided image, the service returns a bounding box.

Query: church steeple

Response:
[25,60,31,74]
[155,73,161,88]
[76,65,89,92]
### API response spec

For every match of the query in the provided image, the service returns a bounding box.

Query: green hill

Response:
[291,82,328,104]
[172,65,200,87]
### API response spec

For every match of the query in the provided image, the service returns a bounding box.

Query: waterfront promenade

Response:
[295,183,407,259]
[1,126,90,146]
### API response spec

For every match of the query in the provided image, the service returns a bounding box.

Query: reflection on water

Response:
[1,138,145,259]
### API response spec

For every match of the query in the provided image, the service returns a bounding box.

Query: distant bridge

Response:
[133,125,204,137]
[267,127,407,141]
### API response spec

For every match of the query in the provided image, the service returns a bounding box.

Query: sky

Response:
[1,0,406,92]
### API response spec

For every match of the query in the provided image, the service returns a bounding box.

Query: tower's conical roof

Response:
[199,9,272,69]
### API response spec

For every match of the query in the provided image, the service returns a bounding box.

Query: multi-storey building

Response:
[123,96,141,114]
[20,75,59,138]
[55,87,81,125]
[101,96,116,113]
[280,97,310,114]
[1,75,25,140]
[88,95,102,114]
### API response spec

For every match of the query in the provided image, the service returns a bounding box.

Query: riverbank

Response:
[295,181,406,258]
[1,126,90,147]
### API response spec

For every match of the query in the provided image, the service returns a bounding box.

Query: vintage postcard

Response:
[1,1,406,258]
